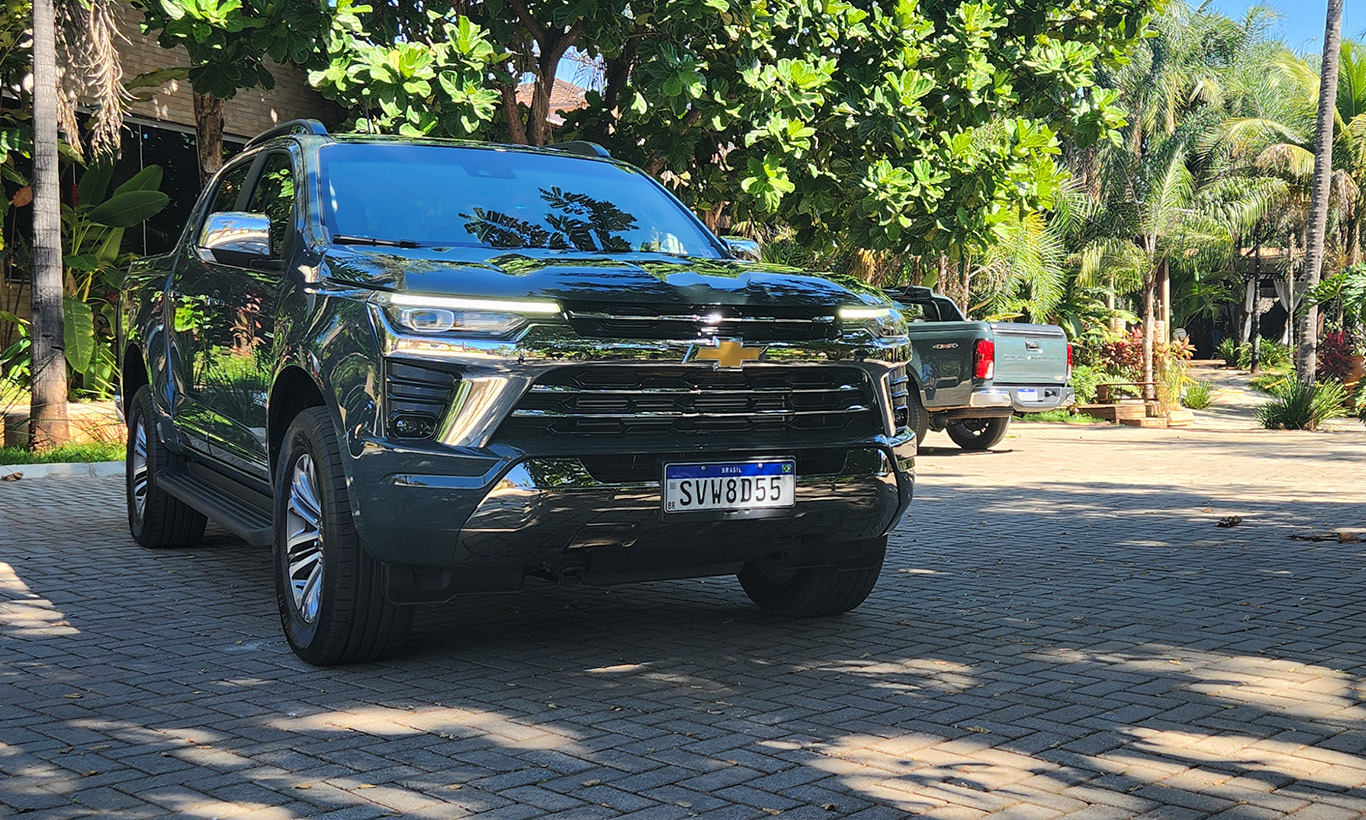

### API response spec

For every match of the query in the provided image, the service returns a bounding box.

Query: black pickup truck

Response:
[117,121,916,665]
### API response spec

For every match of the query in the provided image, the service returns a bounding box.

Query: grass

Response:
[1248,371,1291,394]
[0,441,124,465]
[1019,409,1109,424]
[1181,380,1217,410]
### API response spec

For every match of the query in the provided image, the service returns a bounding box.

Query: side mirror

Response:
[198,211,276,269]
[721,236,762,262]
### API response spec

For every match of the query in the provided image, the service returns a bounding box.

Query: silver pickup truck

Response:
[886,286,1073,450]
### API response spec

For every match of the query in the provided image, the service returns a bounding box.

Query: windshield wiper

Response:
[332,234,422,249]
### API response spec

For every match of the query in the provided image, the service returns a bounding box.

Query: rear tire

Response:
[126,387,206,549]
[946,416,1010,450]
[739,538,886,617]
[274,407,412,665]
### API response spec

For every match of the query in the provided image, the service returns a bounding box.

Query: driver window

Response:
[247,153,296,258]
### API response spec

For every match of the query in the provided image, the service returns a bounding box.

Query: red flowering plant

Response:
[1318,330,1356,383]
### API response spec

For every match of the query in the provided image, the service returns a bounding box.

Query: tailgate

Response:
[990,323,1068,385]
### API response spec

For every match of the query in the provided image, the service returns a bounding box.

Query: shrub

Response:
[1070,364,1131,404]
[1215,337,1245,368]
[1318,330,1355,383]
[1098,330,1144,376]
[1182,380,1217,410]
[1258,339,1292,368]
[1256,381,1348,430]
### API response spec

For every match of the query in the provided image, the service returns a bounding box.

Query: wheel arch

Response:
[121,344,150,419]
[268,364,330,475]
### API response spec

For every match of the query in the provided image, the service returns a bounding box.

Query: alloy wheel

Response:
[285,453,324,624]
[130,421,149,520]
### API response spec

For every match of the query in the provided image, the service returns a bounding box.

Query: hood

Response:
[321,247,890,311]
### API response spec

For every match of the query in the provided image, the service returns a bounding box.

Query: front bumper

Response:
[349,432,915,593]
[346,306,916,596]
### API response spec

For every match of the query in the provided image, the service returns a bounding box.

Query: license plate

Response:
[663,460,796,514]
[1017,388,1039,401]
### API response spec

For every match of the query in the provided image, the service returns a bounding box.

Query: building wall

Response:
[113,1,335,139]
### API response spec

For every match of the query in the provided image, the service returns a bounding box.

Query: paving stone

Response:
[3,424,1366,819]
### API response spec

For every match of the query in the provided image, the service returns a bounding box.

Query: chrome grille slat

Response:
[495,364,881,441]
[511,407,871,419]
[561,302,838,342]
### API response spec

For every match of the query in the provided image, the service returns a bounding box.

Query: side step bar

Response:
[159,470,274,547]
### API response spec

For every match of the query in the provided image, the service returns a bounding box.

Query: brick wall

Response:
[114,1,336,139]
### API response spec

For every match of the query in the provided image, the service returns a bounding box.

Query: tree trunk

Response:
[28,0,69,451]
[1142,273,1155,402]
[194,92,225,189]
[1297,0,1344,385]
[1250,235,1262,374]
[1158,261,1171,343]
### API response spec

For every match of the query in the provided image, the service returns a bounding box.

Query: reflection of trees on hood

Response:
[462,187,637,252]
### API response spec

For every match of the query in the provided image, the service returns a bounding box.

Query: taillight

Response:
[973,339,995,380]
[1066,343,1074,381]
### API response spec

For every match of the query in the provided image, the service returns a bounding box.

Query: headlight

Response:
[838,305,907,340]
[376,293,561,337]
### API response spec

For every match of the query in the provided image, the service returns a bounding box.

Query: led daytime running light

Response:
[386,293,562,315]
[837,306,896,320]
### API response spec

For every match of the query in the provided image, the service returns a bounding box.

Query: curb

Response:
[0,461,123,481]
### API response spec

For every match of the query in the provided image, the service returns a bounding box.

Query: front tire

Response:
[946,416,1010,451]
[907,389,929,448]
[126,387,206,548]
[739,538,886,617]
[274,407,412,665]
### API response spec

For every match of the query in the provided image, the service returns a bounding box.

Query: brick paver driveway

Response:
[4,423,1366,819]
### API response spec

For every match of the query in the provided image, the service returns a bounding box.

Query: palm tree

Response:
[29,0,67,450]
[1299,0,1345,383]
[28,0,127,449]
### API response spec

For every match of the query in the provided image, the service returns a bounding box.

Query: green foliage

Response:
[1181,379,1216,409]
[0,441,124,465]
[557,0,1152,259]
[1256,381,1349,431]
[1215,337,1243,367]
[1019,408,1109,424]
[1070,363,1131,404]
[1248,371,1289,394]
[59,161,169,397]
[311,4,501,138]
[134,0,331,99]
[1258,339,1292,368]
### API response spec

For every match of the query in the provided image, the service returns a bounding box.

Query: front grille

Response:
[888,364,911,435]
[385,360,458,438]
[496,364,879,441]
[562,303,836,342]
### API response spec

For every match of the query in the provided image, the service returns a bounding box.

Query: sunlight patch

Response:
[0,562,79,639]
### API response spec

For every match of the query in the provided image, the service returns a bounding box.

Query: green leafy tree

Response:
[563,0,1149,263]
[133,0,332,185]
[309,3,502,138]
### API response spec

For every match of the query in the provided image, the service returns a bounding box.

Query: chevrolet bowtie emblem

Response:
[695,340,764,369]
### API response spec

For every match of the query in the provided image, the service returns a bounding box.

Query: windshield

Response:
[318,143,723,258]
